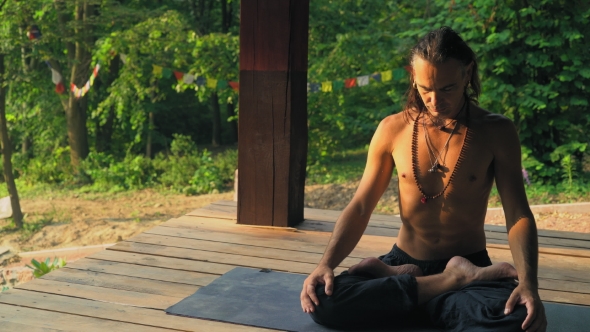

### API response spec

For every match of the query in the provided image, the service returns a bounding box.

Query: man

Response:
[300,27,547,332]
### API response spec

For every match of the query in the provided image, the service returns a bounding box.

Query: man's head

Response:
[405,27,481,120]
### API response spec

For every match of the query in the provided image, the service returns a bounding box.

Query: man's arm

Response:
[300,116,396,313]
[492,117,547,332]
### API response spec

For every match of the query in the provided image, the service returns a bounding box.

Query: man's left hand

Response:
[505,283,547,332]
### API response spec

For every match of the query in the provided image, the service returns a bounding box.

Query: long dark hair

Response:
[404,27,481,121]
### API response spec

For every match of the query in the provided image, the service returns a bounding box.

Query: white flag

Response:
[51,68,62,84]
[357,75,370,87]
[183,74,195,84]
[120,54,128,64]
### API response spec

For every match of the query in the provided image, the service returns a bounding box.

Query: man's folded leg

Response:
[309,272,419,329]
[425,280,527,332]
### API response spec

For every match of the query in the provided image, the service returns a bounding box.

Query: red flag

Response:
[229,81,239,91]
[174,71,184,81]
[344,78,357,88]
[55,82,65,94]
[70,83,76,92]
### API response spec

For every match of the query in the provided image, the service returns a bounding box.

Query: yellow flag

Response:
[207,78,218,88]
[381,70,392,82]
[152,65,163,75]
[321,81,333,92]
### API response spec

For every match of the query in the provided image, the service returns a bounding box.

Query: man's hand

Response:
[505,283,547,332]
[300,265,334,313]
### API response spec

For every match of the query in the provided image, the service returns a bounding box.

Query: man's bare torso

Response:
[385,104,509,260]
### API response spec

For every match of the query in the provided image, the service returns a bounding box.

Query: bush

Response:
[82,152,157,191]
[15,147,72,184]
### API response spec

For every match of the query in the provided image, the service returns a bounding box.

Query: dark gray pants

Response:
[310,244,527,331]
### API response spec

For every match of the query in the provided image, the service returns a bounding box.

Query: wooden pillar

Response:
[238,0,309,227]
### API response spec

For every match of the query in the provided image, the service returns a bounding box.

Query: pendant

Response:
[421,197,427,204]
[428,162,438,173]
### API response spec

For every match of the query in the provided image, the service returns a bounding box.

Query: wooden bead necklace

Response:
[411,102,470,204]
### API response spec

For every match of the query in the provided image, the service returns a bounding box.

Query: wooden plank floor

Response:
[1,200,589,331]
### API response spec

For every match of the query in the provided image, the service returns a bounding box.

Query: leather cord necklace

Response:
[411,102,470,204]
[422,99,466,173]
[423,118,457,173]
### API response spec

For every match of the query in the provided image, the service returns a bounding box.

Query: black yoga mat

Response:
[165,267,438,331]
[165,267,588,332]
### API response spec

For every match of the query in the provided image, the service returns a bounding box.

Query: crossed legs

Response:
[311,256,522,330]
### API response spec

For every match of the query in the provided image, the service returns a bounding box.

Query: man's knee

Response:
[308,284,344,327]
[428,280,528,331]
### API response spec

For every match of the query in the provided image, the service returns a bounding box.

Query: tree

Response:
[0,0,24,229]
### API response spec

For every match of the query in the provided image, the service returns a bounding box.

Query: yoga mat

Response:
[166,267,588,332]
[166,267,438,331]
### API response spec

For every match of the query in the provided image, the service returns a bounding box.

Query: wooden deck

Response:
[1,200,590,331]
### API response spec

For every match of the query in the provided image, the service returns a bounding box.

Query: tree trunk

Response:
[0,54,24,229]
[64,0,92,170]
[146,111,154,158]
[210,92,222,147]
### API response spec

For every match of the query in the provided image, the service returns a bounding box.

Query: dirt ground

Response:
[1,181,590,256]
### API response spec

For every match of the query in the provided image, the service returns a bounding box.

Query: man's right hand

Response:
[300,265,334,313]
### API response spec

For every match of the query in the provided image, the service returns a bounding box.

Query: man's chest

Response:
[392,125,495,196]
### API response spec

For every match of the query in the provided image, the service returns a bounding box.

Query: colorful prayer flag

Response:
[55,82,65,94]
[394,68,406,80]
[162,68,172,79]
[344,78,356,88]
[217,80,228,89]
[333,80,344,91]
[174,71,184,81]
[381,70,392,82]
[152,65,163,75]
[357,75,370,87]
[321,81,333,92]
[183,74,195,84]
[310,83,320,93]
[207,78,218,88]
[93,64,100,77]
[229,81,239,91]
[50,68,61,84]
[196,76,206,86]
[371,73,382,83]
[89,75,95,86]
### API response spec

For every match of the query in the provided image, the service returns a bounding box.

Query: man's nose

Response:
[431,91,441,105]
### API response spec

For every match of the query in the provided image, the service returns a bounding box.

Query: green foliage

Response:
[15,147,72,185]
[26,257,66,278]
[82,153,157,191]
[154,134,237,195]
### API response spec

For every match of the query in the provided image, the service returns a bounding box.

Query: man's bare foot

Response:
[444,256,518,287]
[348,257,423,278]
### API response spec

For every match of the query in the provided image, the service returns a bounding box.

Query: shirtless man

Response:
[300,27,547,332]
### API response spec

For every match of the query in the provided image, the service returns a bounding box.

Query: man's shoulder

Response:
[378,112,409,131]
[470,105,515,130]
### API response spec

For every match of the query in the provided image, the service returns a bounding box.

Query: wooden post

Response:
[238,0,309,227]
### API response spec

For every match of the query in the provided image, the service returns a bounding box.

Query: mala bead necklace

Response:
[412,103,470,204]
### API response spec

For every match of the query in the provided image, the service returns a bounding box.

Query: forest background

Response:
[0,0,589,232]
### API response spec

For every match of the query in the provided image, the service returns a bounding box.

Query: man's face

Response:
[413,57,471,119]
